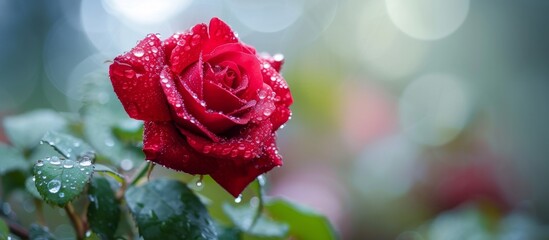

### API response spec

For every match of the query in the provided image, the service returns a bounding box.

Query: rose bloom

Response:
[109,18,293,197]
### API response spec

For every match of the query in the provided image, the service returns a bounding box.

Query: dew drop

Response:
[262,63,271,69]
[36,160,44,167]
[175,103,181,108]
[161,78,168,83]
[47,180,61,193]
[151,46,158,53]
[273,53,284,62]
[104,139,115,147]
[63,160,75,169]
[133,47,145,57]
[263,108,273,117]
[80,159,92,167]
[258,90,267,100]
[203,145,212,154]
[191,34,200,46]
[177,39,186,46]
[32,176,35,182]
[37,170,42,174]
[50,156,61,165]
[59,192,65,198]
[234,194,242,203]
[124,69,135,79]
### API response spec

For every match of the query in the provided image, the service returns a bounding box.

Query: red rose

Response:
[109,17,293,197]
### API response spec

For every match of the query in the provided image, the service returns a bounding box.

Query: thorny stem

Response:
[65,203,85,240]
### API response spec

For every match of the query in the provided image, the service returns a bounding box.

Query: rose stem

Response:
[249,175,266,229]
[65,203,85,240]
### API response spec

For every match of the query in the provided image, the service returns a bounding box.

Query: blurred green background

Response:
[2,0,549,239]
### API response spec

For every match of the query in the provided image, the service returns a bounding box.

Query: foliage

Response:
[0,75,336,240]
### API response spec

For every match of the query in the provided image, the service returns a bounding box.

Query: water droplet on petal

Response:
[203,145,212,154]
[234,194,242,203]
[177,39,186,46]
[133,47,144,57]
[191,34,200,46]
[47,180,61,193]
[258,90,267,100]
[273,53,284,61]
[151,46,158,53]
[263,108,273,117]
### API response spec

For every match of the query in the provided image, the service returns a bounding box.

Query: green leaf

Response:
[0,218,9,239]
[87,177,120,239]
[33,155,94,207]
[3,109,67,149]
[2,171,26,197]
[125,179,217,240]
[41,131,94,160]
[25,176,42,199]
[265,198,337,240]
[29,224,56,240]
[94,164,124,184]
[0,144,28,175]
[223,204,288,238]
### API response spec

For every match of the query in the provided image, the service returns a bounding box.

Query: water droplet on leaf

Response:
[47,180,61,193]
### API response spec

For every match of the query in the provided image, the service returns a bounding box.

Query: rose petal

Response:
[177,73,250,133]
[185,121,273,164]
[169,23,208,75]
[242,84,277,124]
[178,58,204,99]
[260,53,284,73]
[259,58,293,130]
[204,43,263,100]
[204,17,239,54]
[159,66,220,142]
[210,134,282,197]
[109,34,171,121]
[143,121,216,175]
[203,80,245,113]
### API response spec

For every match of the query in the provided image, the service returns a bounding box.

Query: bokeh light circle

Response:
[101,0,192,24]
[399,73,472,146]
[385,0,470,40]
[226,0,305,33]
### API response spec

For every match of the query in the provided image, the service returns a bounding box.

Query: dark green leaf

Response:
[88,177,120,239]
[29,224,56,240]
[265,198,337,240]
[125,179,217,240]
[0,144,28,175]
[3,109,67,149]
[41,131,94,160]
[84,231,101,240]
[223,204,288,238]
[25,176,42,199]
[216,224,241,240]
[0,218,8,239]
[33,155,94,207]
[2,171,26,197]
[29,144,63,163]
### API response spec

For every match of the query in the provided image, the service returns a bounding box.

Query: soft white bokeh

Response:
[399,73,473,146]
[385,0,470,40]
